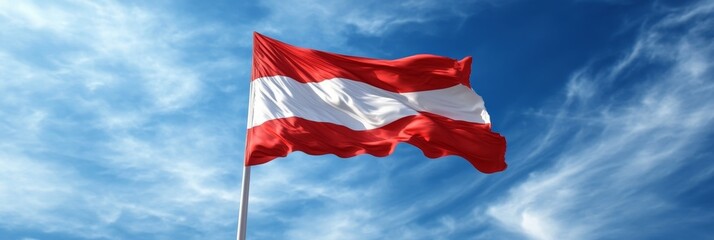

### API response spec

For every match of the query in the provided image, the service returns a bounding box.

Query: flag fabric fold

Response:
[247,32,507,173]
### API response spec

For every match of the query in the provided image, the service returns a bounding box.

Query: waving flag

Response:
[246,32,507,173]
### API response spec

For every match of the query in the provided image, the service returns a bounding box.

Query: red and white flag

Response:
[246,33,507,173]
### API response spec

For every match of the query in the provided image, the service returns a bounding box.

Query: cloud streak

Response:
[252,0,501,52]
[0,1,245,239]
[486,1,714,239]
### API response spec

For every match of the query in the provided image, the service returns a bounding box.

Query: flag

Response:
[246,32,507,173]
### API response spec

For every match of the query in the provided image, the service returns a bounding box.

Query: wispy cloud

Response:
[486,1,714,239]
[252,0,500,50]
[0,0,245,238]
[246,153,497,239]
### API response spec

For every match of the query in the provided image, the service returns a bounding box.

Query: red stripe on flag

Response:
[246,112,507,173]
[252,32,473,93]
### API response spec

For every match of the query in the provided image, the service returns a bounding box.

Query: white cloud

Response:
[0,0,245,238]
[253,0,499,51]
[0,0,215,112]
[486,2,714,239]
[0,152,118,239]
[244,151,503,239]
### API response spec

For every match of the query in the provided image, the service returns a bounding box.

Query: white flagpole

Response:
[237,76,256,240]
[236,165,251,240]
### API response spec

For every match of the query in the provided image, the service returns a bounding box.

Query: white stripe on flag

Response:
[250,76,491,130]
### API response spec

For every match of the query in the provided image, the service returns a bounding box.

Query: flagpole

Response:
[236,164,251,240]
[237,70,256,240]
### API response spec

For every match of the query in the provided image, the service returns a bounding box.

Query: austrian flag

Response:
[246,33,507,173]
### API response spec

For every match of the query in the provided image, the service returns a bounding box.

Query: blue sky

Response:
[1,0,713,239]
